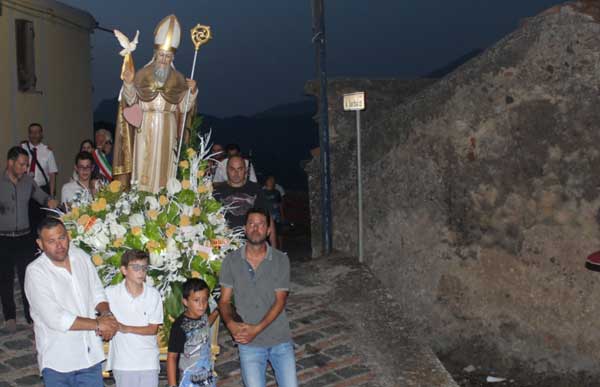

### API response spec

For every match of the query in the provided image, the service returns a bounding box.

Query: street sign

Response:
[343,92,365,111]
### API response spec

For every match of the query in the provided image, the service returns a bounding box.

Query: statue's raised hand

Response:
[186,78,197,92]
[123,68,134,84]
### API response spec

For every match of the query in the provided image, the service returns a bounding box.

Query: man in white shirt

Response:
[21,123,58,196]
[25,217,119,387]
[212,143,257,183]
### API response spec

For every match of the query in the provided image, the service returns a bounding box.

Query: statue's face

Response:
[155,50,174,68]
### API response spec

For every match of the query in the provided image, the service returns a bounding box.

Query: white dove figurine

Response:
[113,29,139,57]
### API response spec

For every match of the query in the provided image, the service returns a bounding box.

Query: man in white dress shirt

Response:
[21,123,58,196]
[25,217,119,387]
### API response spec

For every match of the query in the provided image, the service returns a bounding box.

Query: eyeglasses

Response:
[128,263,149,272]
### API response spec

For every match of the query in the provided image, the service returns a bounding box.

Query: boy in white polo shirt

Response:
[105,250,164,387]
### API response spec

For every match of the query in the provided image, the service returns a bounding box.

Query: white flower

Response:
[146,276,155,286]
[179,224,205,241]
[120,201,131,215]
[166,178,182,196]
[129,213,145,227]
[149,251,164,267]
[89,231,110,252]
[181,205,194,217]
[109,222,127,239]
[166,238,180,257]
[144,196,160,211]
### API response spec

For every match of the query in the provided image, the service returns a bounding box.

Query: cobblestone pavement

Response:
[0,247,460,386]
[0,260,385,387]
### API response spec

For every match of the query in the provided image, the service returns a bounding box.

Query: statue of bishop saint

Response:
[112,15,197,193]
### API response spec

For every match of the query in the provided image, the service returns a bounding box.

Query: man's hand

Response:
[123,68,134,84]
[97,315,119,340]
[47,199,58,209]
[231,323,260,344]
[227,321,247,342]
[186,78,197,92]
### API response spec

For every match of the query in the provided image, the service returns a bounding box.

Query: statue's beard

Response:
[154,64,170,84]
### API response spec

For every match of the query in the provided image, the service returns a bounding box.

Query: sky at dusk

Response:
[61,0,564,117]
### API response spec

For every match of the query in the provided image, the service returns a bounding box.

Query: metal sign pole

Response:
[356,109,364,263]
[343,91,365,263]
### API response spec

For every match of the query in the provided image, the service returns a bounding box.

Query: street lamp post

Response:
[311,0,333,255]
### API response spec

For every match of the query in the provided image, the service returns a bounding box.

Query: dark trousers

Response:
[0,234,36,322]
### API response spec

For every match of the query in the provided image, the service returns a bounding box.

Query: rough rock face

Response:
[306,2,600,373]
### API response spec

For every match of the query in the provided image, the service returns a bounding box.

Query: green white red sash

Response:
[93,149,112,181]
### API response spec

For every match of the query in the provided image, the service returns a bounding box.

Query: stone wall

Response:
[306,2,600,373]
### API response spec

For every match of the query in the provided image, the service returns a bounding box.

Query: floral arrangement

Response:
[61,135,242,340]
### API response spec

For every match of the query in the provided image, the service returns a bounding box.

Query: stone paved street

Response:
[0,249,457,386]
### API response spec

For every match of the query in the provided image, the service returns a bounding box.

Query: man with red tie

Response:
[21,123,58,197]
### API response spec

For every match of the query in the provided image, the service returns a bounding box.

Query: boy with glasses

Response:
[61,152,101,206]
[105,250,164,387]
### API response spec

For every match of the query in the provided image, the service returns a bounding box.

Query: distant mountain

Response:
[93,98,319,191]
[254,99,317,118]
[426,48,484,78]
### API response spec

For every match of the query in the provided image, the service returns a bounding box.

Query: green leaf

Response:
[203,274,217,291]
[165,284,184,318]
[145,221,162,241]
[157,211,169,227]
[110,272,124,285]
[191,258,209,274]
[125,233,143,251]
[110,251,124,267]
[209,260,222,275]
[204,226,216,240]
[203,198,221,213]
[176,189,195,206]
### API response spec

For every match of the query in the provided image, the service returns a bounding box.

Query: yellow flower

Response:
[193,207,201,217]
[165,224,177,238]
[179,160,190,169]
[197,185,208,194]
[71,207,80,218]
[159,195,169,206]
[131,226,142,236]
[181,179,191,190]
[198,251,209,260]
[92,255,103,266]
[109,180,122,193]
[77,214,90,226]
[191,270,201,278]
[113,238,124,248]
[180,215,191,227]
[197,168,206,177]
[147,209,159,220]
[146,240,160,250]
[91,198,107,212]
[168,315,175,322]
[186,148,196,158]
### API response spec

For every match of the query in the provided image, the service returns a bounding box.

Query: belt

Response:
[0,229,30,237]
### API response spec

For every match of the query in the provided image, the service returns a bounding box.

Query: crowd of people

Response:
[0,122,296,387]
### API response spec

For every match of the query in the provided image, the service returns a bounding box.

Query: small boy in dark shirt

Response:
[166,279,219,387]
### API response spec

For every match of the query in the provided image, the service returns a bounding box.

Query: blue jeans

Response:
[42,362,104,387]
[238,341,298,387]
